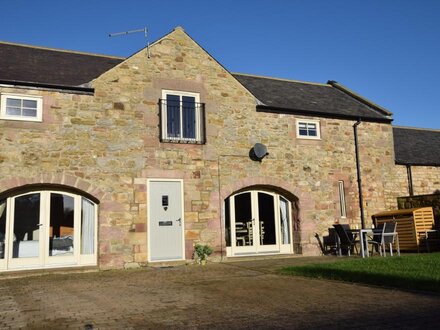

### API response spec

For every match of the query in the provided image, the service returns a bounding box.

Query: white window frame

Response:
[161,90,201,143]
[0,93,43,122]
[296,119,321,139]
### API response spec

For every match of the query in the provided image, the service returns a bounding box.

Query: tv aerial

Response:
[109,27,150,58]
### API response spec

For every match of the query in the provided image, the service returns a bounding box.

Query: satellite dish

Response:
[249,143,269,162]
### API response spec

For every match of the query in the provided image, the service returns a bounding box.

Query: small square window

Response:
[296,119,320,139]
[1,94,43,122]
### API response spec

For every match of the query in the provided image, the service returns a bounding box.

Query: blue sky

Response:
[1,0,439,129]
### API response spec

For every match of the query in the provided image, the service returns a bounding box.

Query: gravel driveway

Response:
[0,256,438,329]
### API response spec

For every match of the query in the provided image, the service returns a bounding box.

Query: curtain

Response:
[0,200,5,218]
[81,198,95,255]
[280,198,290,244]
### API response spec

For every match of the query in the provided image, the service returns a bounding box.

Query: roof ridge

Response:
[232,72,330,87]
[328,80,392,116]
[393,125,440,133]
[0,40,125,60]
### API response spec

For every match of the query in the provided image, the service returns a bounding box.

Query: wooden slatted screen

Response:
[372,207,434,251]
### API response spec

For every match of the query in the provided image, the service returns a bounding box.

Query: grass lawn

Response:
[281,252,440,293]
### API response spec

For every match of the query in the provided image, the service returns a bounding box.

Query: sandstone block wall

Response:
[0,28,399,268]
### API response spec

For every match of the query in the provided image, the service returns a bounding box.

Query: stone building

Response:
[0,27,438,272]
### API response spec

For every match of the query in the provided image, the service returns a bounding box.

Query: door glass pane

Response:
[280,197,290,244]
[81,198,95,255]
[0,199,6,259]
[258,193,276,245]
[13,193,40,258]
[225,198,231,247]
[49,193,74,256]
[234,192,253,246]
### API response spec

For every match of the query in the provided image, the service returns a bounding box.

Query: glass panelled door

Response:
[231,192,255,254]
[46,193,77,265]
[230,191,283,255]
[8,193,44,268]
[2,190,96,270]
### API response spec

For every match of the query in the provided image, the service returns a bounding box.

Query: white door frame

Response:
[147,178,185,262]
[227,190,293,257]
[0,190,98,271]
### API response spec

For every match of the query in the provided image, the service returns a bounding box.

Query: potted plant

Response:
[193,243,213,265]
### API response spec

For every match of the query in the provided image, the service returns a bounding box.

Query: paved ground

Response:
[0,256,439,329]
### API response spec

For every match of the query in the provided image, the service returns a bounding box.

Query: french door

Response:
[0,190,97,271]
[227,190,293,256]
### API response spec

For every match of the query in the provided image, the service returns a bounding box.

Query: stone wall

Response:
[393,165,440,197]
[0,27,398,268]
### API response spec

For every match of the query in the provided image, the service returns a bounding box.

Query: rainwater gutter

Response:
[406,165,414,196]
[353,119,366,229]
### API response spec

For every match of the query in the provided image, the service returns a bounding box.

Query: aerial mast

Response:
[109,27,150,58]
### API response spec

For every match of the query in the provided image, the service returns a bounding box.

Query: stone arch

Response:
[221,176,317,255]
[0,174,105,203]
[220,175,316,222]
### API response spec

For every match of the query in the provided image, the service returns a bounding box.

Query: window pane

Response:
[308,128,317,136]
[49,194,74,257]
[182,96,196,139]
[166,94,181,138]
[13,193,40,258]
[6,98,21,107]
[6,107,21,116]
[23,109,37,117]
[23,100,37,109]
[299,129,308,136]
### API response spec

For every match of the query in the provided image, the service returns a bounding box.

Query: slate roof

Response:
[393,127,440,166]
[233,73,392,122]
[0,41,123,87]
[0,40,392,122]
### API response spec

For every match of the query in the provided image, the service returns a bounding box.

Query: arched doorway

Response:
[225,188,298,256]
[0,188,97,271]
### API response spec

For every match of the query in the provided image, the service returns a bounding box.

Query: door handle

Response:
[37,223,43,227]
[176,218,182,226]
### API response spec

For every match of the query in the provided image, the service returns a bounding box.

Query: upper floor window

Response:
[0,94,43,122]
[159,90,205,144]
[296,119,320,139]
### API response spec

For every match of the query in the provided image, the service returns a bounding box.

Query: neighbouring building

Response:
[0,27,439,272]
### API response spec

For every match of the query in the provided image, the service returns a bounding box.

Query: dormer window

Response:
[0,94,43,122]
[159,90,205,144]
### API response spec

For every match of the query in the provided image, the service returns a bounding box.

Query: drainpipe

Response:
[406,165,414,196]
[353,119,366,229]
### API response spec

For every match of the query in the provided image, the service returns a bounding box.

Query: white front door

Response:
[148,180,185,262]
[227,190,293,256]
